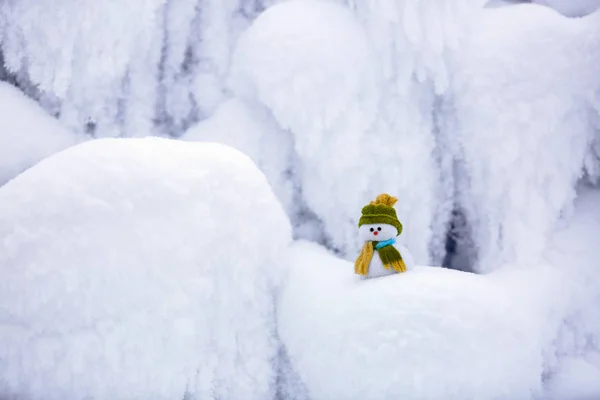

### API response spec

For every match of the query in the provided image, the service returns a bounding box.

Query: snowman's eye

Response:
[377,227,382,231]
[369,228,374,232]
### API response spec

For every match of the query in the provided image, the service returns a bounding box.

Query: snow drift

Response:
[0,138,292,400]
[532,0,600,17]
[228,0,452,263]
[452,5,600,271]
[229,0,383,255]
[277,187,600,400]
[0,82,80,186]
[182,98,299,220]
[541,187,600,399]
[278,242,545,400]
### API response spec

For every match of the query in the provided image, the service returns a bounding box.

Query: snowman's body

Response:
[359,223,415,279]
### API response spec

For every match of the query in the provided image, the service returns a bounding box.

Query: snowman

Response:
[354,193,415,278]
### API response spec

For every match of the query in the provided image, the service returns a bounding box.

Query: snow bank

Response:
[0,0,269,137]
[182,98,298,219]
[452,6,600,271]
[230,0,382,255]
[0,138,292,400]
[229,0,444,262]
[0,0,165,136]
[533,0,600,17]
[278,242,544,400]
[547,357,600,400]
[0,82,80,185]
[278,188,600,399]
[541,187,600,399]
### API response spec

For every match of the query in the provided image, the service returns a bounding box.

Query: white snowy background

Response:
[0,0,599,399]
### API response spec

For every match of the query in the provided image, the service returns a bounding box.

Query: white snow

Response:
[2,0,600,398]
[533,0,600,17]
[541,186,600,399]
[486,0,600,16]
[228,0,463,263]
[0,82,80,186]
[0,0,264,137]
[229,0,383,255]
[278,241,545,400]
[0,0,166,137]
[0,137,292,400]
[547,357,600,400]
[278,186,600,400]
[451,5,600,271]
[182,98,299,219]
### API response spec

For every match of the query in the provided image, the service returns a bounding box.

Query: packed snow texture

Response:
[486,0,600,16]
[0,0,264,137]
[228,0,489,263]
[532,0,600,16]
[0,0,165,137]
[279,186,600,400]
[0,138,292,400]
[278,241,546,400]
[451,5,600,271]
[229,0,386,256]
[2,0,600,273]
[0,82,80,186]
[541,186,600,399]
[182,98,299,220]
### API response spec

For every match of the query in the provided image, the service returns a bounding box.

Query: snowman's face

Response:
[359,223,398,242]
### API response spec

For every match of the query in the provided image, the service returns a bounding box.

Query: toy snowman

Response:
[354,193,415,278]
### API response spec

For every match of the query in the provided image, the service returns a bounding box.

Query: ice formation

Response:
[0,138,291,400]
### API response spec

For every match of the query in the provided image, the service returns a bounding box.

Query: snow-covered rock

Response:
[276,187,600,400]
[486,0,600,16]
[452,5,600,271]
[229,0,452,264]
[229,0,383,255]
[0,82,80,185]
[533,0,600,17]
[0,137,292,400]
[541,187,600,399]
[182,98,298,221]
[278,242,545,400]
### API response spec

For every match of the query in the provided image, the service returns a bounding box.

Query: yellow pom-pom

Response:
[370,193,398,207]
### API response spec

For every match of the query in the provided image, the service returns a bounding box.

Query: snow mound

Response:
[541,187,600,399]
[0,82,80,185]
[182,98,297,218]
[452,5,600,271]
[230,0,390,256]
[547,357,600,400]
[0,138,292,400]
[533,0,600,17]
[230,0,379,141]
[278,242,544,400]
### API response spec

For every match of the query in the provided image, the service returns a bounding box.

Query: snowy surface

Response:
[0,0,165,136]
[278,242,544,400]
[230,0,383,256]
[0,138,292,400]
[452,5,600,271]
[182,98,299,220]
[229,0,463,263]
[1,0,600,398]
[278,187,600,400]
[0,82,80,186]
[0,0,263,137]
[547,357,600,400]
[486,0,600,15]
[541,186,600,399]
[533,0,600,17]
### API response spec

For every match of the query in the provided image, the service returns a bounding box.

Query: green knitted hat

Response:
[358,193,403,236]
